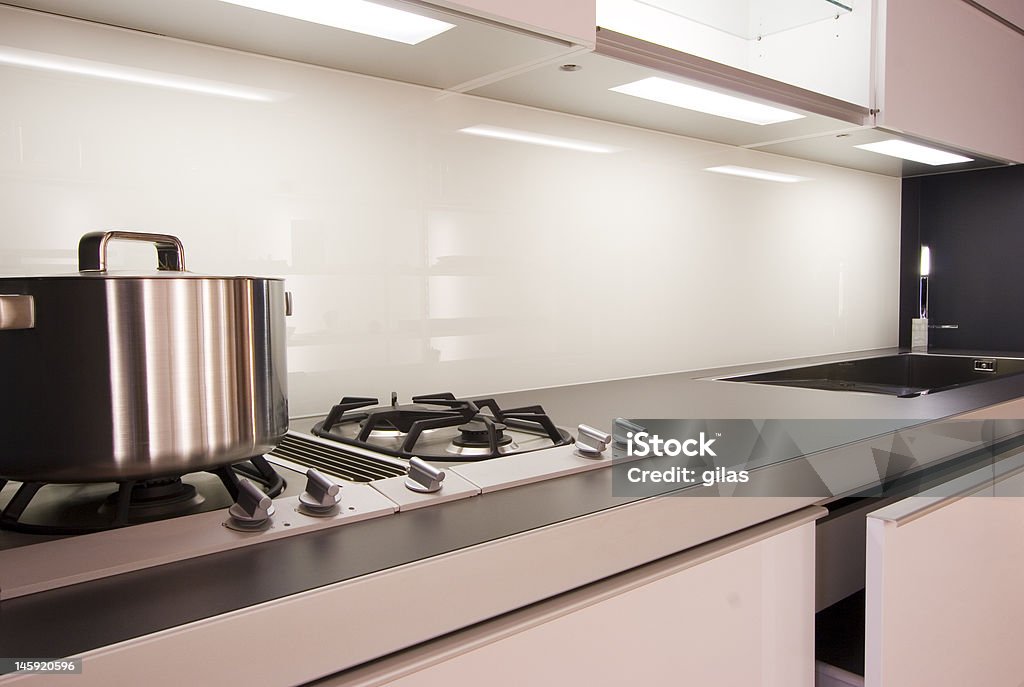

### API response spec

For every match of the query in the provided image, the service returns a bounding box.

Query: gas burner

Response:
[0,456,286,535]
[447,420,519,457]
[362,426,407,440]
[357,422,443,441]
[311,392,572,461]
[98,478,205,520]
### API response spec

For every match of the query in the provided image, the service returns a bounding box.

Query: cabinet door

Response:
[865,464,1024,686]
[353,510,821,687]
[878,0,1024,162]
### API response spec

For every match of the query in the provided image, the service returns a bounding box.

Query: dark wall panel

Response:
[901,165,1024,352]
[898,178,922,349]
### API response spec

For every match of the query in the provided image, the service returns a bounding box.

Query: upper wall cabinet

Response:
[875,0,1024,165]
[0,0,592,92]
[472,0,1020,176]
[594,0,873,108]
[470,0,877,160]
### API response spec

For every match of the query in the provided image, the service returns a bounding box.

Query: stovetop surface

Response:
[0,405,576,551]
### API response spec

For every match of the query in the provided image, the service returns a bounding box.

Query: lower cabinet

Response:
[326,450,1024,687]
[816,454,1024,687]
[863,464,1024,686]
[328,507,822,687]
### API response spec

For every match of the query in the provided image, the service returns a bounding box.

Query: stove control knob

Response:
[405,457,445,493]
[299,468,342,516]
[226,479,275,531]
[575,424,612,458]
[612,419,645,450]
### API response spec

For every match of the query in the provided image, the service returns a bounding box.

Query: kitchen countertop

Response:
[491,347,1024,428]
[4,347,1024,685]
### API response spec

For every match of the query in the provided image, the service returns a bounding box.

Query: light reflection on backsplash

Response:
[0,6,901,416]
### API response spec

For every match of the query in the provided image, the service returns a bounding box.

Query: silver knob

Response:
[575,424,612,458]
[298,468,341,516]
[226,479,275,531]
[405,457,445,493]
[613,419,645,450]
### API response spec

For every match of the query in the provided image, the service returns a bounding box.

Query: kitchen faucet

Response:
[912,245,958,352]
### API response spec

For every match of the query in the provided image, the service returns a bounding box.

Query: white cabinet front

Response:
[355,510,821,687]
[865,462,1024,686]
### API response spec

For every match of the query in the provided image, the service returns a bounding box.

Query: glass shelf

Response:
[635,0,853,40]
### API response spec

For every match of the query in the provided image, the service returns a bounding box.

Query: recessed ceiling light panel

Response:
[610,77,805,125]
[854,139,973,166]
[216,0,456,45]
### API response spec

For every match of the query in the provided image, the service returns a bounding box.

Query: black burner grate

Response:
[311,392,573,460]
[0,456,285,535]
[269,433,406,482]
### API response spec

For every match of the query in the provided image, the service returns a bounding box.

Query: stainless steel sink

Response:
[719,353,1024,397]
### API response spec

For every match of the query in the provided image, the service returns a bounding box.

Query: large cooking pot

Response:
[0,231,289,483]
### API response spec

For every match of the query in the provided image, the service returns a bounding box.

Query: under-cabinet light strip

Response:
[854,139,973,166]
[610,77,805,126]
[215,0,455,45]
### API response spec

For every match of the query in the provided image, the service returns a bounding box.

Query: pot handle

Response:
[0,294,35,330]
[79,231,186,272]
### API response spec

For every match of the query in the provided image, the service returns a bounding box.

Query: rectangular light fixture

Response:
[920,245,931,276]
[610,77,805,125]
[458,125,619,154]
[705,165,809,183]
[854,139,973,166]
[0,46,284,101]
[216,0,455,45]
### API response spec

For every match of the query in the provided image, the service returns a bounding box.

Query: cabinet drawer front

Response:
[865,466,1024,686]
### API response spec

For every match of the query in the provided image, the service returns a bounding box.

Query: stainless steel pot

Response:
[0,231,289,482]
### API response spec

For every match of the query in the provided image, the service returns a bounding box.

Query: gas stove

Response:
[308,392,574,461]
[0,392,612,601]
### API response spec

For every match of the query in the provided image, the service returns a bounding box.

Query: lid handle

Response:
[79,231,186,272]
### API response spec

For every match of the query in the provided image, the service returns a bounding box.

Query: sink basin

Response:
[720,354,1024,397]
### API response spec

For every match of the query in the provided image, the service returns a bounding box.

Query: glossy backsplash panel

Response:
[0,6,900,416]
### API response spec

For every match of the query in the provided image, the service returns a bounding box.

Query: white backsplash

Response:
[0,6,900,416]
